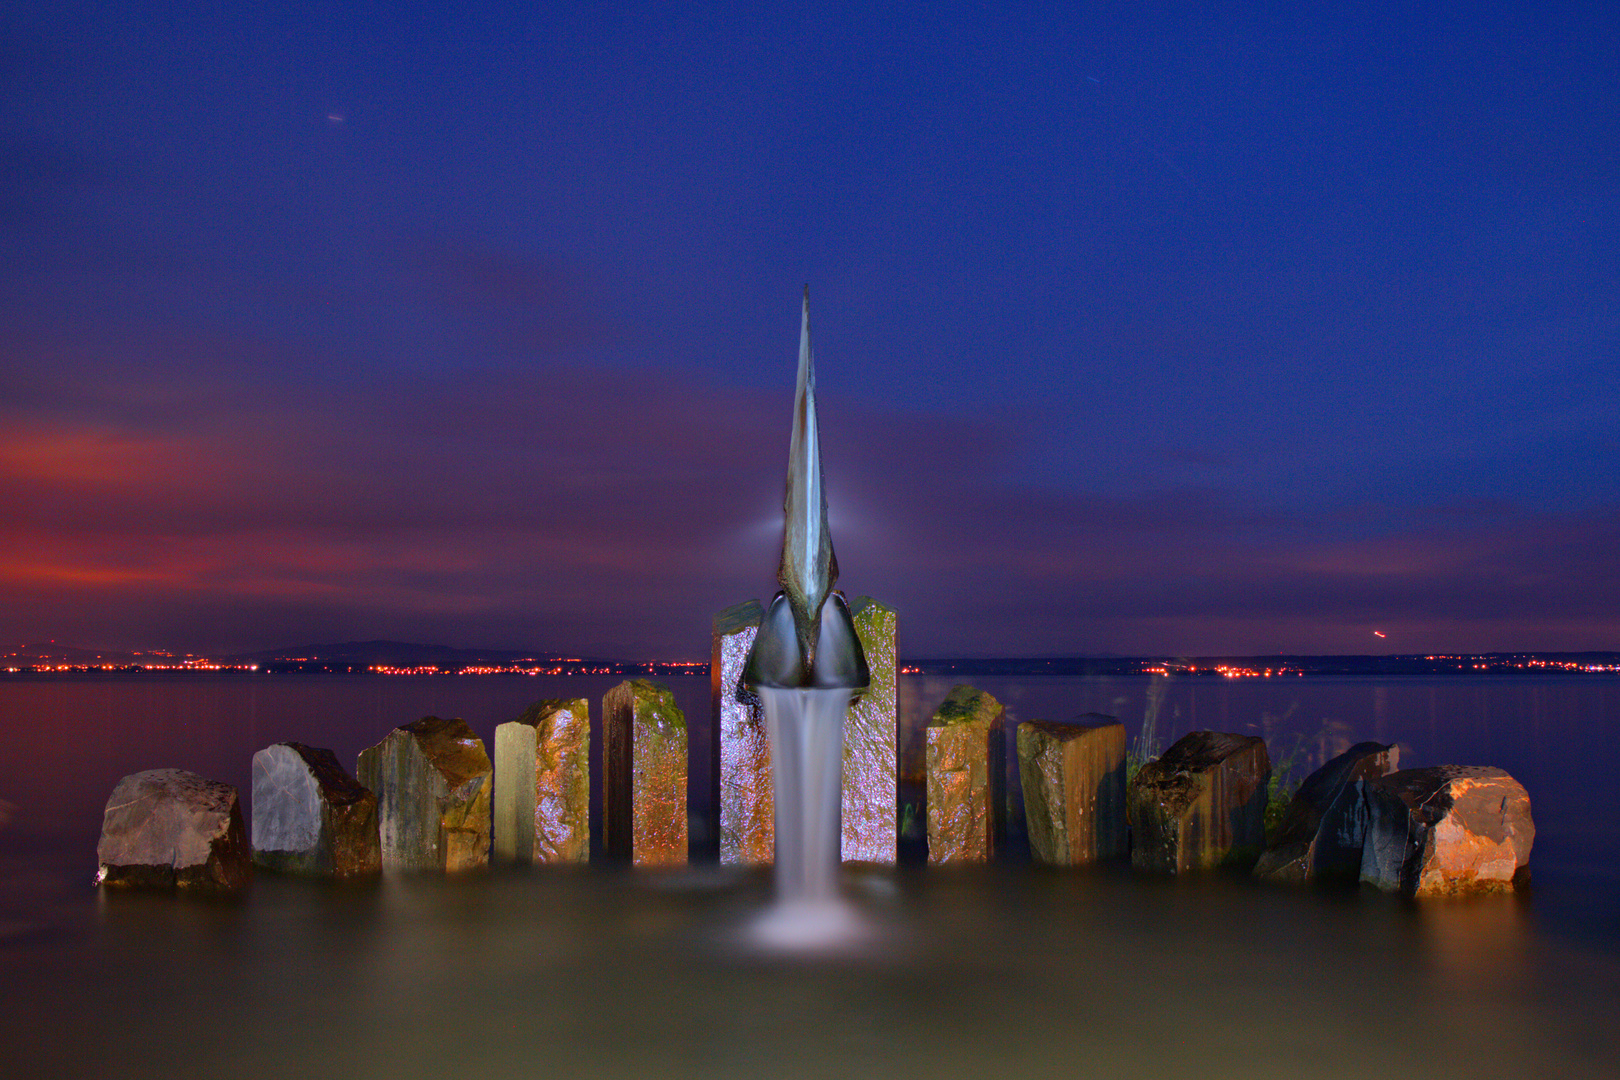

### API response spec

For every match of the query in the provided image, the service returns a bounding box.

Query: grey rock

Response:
[97,769,250,892]
[357,717,492,872]
[252,743,380,877]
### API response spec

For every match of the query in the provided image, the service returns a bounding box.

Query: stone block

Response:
[843,596,898,863]
[1359,765,1533,897]
[1254,741,1398,883]
[1129,730,1271,874]
[494,698,590,864]
[252,743,380,877]
[714,600,771,865]
[1017,714,1127,865]
[926,685,1003,863]
[96,769,250,892]
[357,716,492,872]
[603,679,688,866]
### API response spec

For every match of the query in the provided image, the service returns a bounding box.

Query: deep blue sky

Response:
[4,2,1617,658]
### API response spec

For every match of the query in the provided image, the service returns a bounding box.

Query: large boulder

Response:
[1254,741,1399,883]
[714,601,772,865]
[603,679,688,866]
[1018,714,1127,866]
[1359,766,1533,897]
[252,743,380,877]
[926,685,1003,863]
[1129,731,1271,874]
[357,717,492,872]
[843,596,899,863]
[493,698,590,864]
[96,769,251,892]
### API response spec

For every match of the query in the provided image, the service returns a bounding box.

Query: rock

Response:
[714,601,772,865]
[356,717,492,872]
[1359,765,1533,897]
[926,685,1003,863]
[493,699,590,864]
[1253,741,1398,883]
[1017,714,1127,865]
[1129,731,1271,874]
[603,679,688,866]
[843,596,898,863]
[96,769,250,892]
[251,743,380,877]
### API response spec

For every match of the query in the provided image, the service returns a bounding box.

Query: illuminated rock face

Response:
[715,601,772,866]
[357,717,492,872]
[251,743,379,877]
[843,596,898,863]
[1017,715,1127,866]
[603,679,688,866]
[1359,766,1533,897]
[1129,731,1271,874]
[926,685,1004,864]
[1253,741,1399,883]
[493,699,589,864]
[96,769,250,892]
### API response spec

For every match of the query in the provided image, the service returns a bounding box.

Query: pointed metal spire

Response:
[778,285,838,665]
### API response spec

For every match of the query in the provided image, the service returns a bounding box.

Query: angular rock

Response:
[96,769,250,892]
[603,679,688,866]
[1017,714,1127,865]
[843,596,898,863]
[356,716,492,872]
[926,685,1003,864]
[1359,765,1534,897]
[714,601,772,865]
[1254,741,1399,883]
[494,698,590,864]
[1129,731,1271,874]
[251,743,380,877]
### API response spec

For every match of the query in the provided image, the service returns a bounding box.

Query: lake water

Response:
[1,673,1616,1077]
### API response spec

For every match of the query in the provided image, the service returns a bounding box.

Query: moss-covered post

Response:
[1017,714,1127,865]
[493,698,590,864]
[925,685,1003,863]
[602,679,688,866]
[357,717,492,872]
[714,600,771,865]
[843,596,898,863]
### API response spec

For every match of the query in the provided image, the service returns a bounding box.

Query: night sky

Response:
[4,3,1616,659]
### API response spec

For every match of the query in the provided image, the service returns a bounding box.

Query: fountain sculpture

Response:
[741,291,871,946]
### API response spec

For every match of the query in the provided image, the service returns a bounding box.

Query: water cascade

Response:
[741,291,870,949]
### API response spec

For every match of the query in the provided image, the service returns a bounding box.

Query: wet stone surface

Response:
[603,679,688,866]
[494,699,590,864]
[714,601,771,865]
[252,743,379,877]
[1017,714,1127,866]
[1254,741,1399,884]
[357,716,492,872]
[1359,765,1534,897]
[1129,731,1271,874]
[926,685,1003,864]
[97,769,251,892]
[843,596,898,863]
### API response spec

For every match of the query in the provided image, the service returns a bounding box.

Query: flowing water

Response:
[0,673,1616,1077]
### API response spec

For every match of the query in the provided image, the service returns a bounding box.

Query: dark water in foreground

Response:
[1,674,1617,1077]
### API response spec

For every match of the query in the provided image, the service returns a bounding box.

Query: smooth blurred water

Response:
[0,673,1616,1077]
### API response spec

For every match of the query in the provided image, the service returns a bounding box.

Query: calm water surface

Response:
[1,673,1616,1077]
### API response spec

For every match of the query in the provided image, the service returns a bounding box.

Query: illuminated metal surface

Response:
[603,679,688,866]
[715,601,772,865]
[925,685,1002,863]
[356,716,492,872]
[1016,716,1126,866]
[842,596,897,862]
[493,698,589,864]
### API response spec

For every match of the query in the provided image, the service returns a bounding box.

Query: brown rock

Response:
[252,743,380,877]
[1254,741,1398,883]
[357,716,492,872]
[926,685,1002,864]
[603,679,688,866]
[714,601,772,865]
[493,699,590,864]
[843,596,898,863]
[1359,765,1534,897]
[1017,714,1127,865]
[1129,731,1271,874]
[97,769,251,892]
